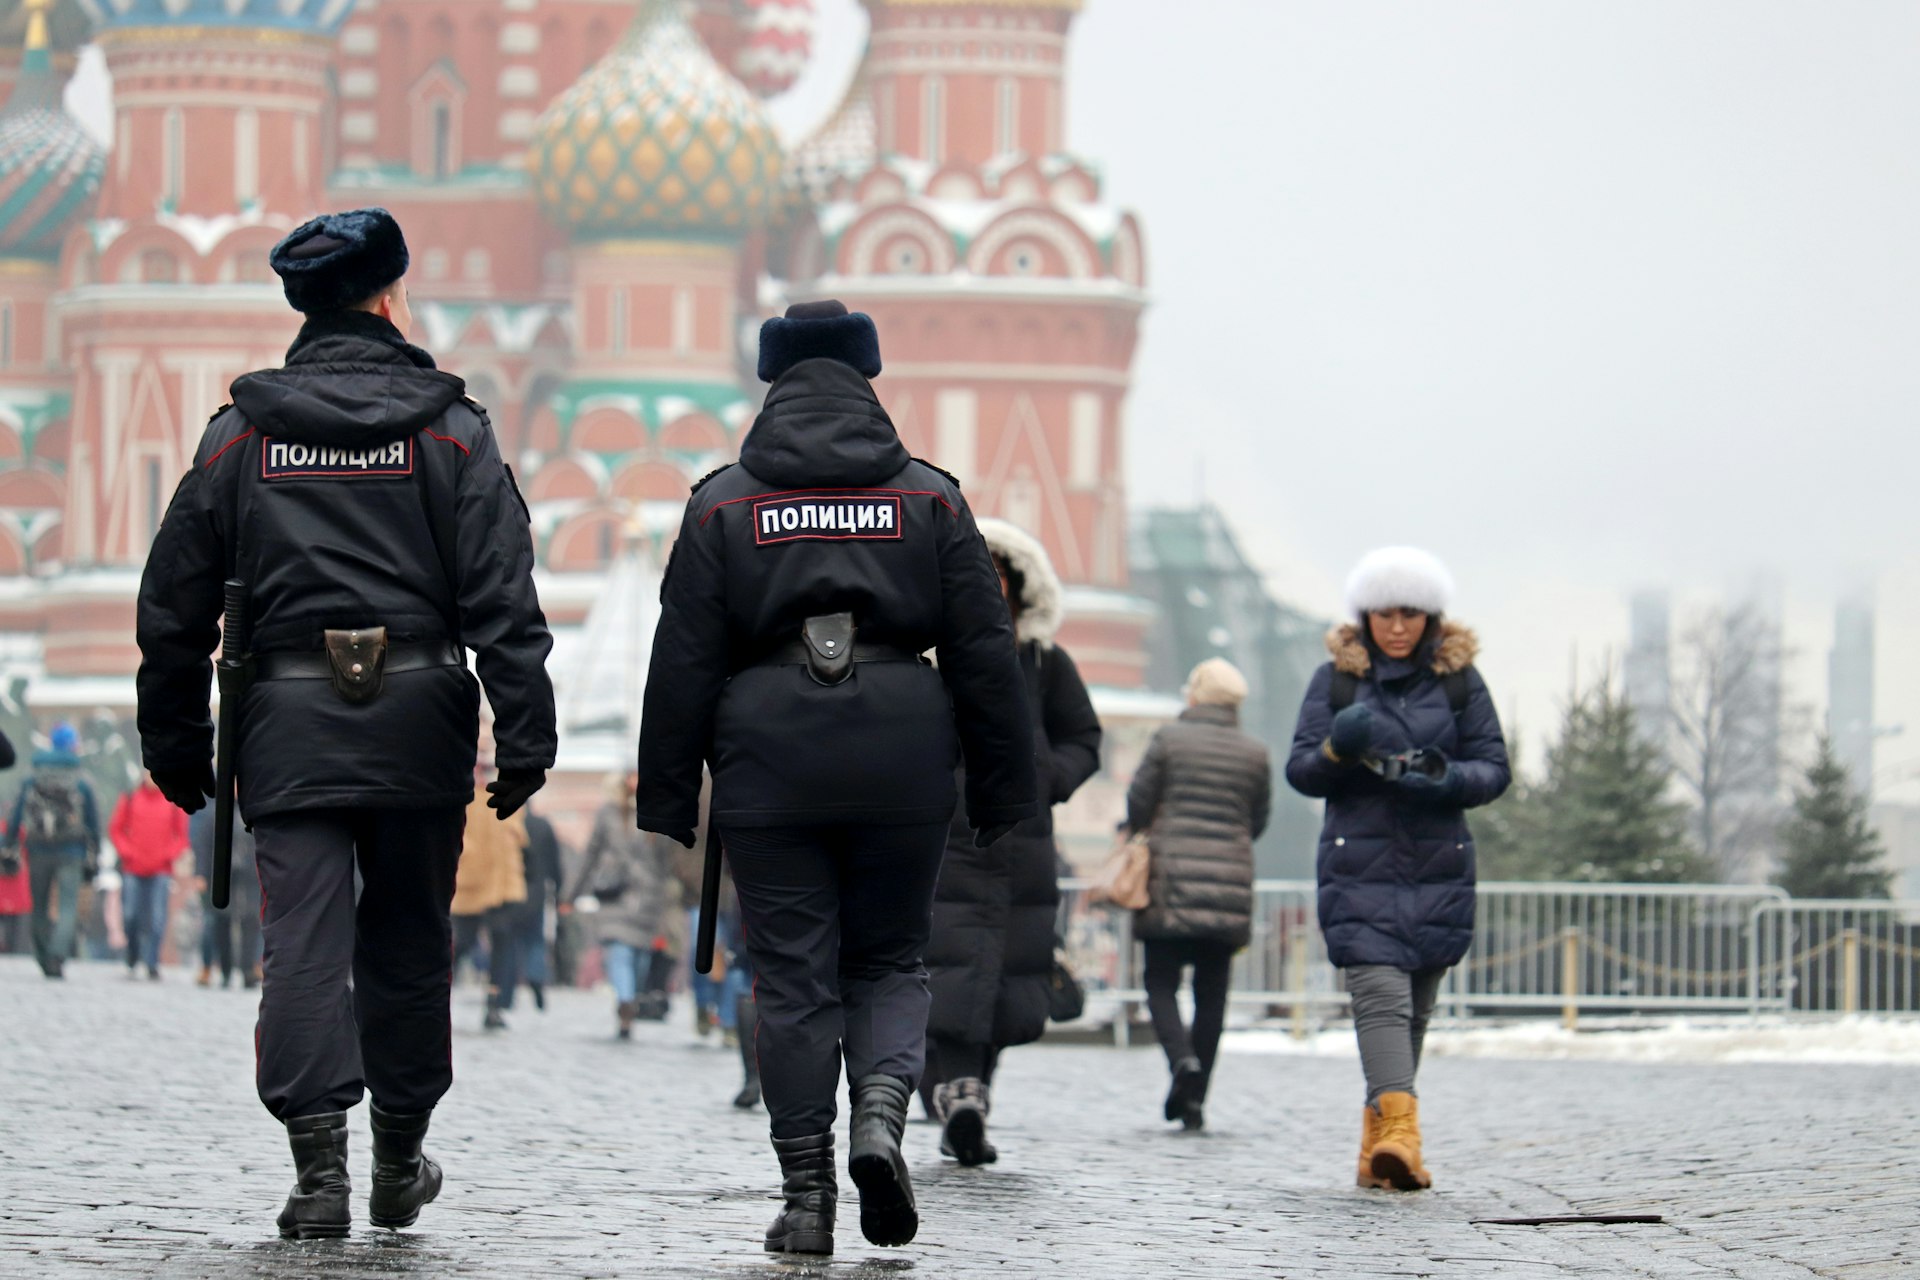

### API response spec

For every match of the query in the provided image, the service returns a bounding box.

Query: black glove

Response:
[1396,750,1463,804]
[152,762,216,814]
[485,768,546,819]
[1326,704,1375,761]
[974,822,1017,849]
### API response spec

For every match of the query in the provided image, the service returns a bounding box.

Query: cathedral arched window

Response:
[234,108,260,205]
[162,108,185,207]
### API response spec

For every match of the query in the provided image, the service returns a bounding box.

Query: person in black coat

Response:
[135,209,556,1240]
[1285,546,1509,1194]
[921,518,1100,1166]
[635,301,1037,1257]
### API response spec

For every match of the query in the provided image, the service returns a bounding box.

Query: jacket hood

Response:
[976,518,1064,647]
[739,358,909,489]
[229,310,466,448]
[1327,620,1478,678]
[28,750,81,771]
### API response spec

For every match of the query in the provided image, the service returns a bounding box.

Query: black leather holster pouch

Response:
[323,627,388,704]
[801,613,856,686]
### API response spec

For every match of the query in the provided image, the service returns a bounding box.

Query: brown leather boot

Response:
[1356,1104,1390,1189]
[1369,1092,1432,1191]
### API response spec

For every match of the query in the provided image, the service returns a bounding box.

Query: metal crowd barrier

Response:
[1055,879,1920,1037]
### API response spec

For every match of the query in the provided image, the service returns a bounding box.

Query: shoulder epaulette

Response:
[913,457,962,488]
[691,463,735,494]
[207,403,234,424]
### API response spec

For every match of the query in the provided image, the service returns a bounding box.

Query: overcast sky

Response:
[70,3,1920,800]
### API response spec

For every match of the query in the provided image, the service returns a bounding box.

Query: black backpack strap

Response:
[1442,669,1471,716]
[1328,669,1360,712]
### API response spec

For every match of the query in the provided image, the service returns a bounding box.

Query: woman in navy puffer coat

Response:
[1286,547,1509,1195]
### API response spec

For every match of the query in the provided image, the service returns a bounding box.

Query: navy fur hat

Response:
[270,208,411,314]
[757,299,883,383]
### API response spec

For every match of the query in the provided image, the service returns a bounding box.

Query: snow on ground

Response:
[1224,1016,1920,1066]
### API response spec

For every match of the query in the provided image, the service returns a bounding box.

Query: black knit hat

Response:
[757,299,883,383]
[269,208,411,314]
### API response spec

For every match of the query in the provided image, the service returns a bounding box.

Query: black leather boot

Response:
[367,1104,443,1230]
[276,1112,351,1240]
[938,1078,997,1167]
[848,1075,917,1246]
[765,1132,835,1255]
[1165,1056,1204,1125]
[732,996,761,1109]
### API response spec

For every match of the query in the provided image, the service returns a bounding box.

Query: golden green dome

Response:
[531,0,785,241]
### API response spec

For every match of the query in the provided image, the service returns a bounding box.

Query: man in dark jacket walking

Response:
[636,300,1037,1257]
[5,722,100,979]
[135,208,556,1240]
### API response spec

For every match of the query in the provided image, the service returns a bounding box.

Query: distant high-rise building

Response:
[1829,588,1876,793]
[1625,589,1671,749]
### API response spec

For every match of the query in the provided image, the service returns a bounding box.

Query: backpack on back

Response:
[22,774,89,846]
[1329,668,1471,718]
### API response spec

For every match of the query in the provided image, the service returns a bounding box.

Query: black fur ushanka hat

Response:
[269,208,411,314]
[757,299,883,383]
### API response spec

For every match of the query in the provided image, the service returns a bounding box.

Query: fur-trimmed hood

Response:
[1326,620,1479,677]
[976,518,1063,647]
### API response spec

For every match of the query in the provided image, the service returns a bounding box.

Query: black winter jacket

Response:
[927,641,1101,1048]
[1285,622,1510,971]
[136,311,557,819]
[1128,704,1272,948]
[635,358,1038,833]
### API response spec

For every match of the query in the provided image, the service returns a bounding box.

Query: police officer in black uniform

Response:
[135,208,556,1240]
[636,301,1037,1257]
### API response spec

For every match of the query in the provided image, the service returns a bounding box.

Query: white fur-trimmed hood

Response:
[976,517,1063,646]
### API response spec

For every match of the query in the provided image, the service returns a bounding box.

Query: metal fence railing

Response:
[1055,879,1919,1036]
[1750,900,1920,1017]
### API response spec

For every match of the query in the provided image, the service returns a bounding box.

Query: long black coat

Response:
[1285,622,1510,971]
[926,641,1100,1047]
[136,310,556,819]
[635,358,1037,834]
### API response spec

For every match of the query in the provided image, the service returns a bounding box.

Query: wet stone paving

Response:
[0,956,1914,1279]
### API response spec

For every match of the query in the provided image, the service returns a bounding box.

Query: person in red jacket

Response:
[110,771,189,980]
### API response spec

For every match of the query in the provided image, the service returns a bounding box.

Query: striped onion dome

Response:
[532,0,785,240]
[72,0,354,34]
[0,3,100,257]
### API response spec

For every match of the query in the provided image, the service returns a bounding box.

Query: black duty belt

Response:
[762,640,924,669]
[253,640,464,682]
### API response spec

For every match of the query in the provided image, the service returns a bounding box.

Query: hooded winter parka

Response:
[1285,622,1510,971]
[925,520,1102,1049]
[136,311,557,819]
[634,358,1037,835]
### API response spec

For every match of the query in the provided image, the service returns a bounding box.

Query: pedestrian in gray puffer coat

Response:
[1285,546,1510,1195]
[1126,658,1271,1132]
[569,771,684,1038]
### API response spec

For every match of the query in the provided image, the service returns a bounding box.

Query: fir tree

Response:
[1773,736,1892,900]
[1535,674,1708,883]
[1471,732,1557,881]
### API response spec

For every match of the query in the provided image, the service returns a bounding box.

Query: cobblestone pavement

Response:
[2,957,1915,1279]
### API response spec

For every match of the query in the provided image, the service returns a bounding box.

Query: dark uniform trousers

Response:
[253,806,466,1121]
[724,822,948,1139]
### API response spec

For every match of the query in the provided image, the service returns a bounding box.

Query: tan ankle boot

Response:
[1356,1105,1391,1189]
[1368,1092,1431,1191]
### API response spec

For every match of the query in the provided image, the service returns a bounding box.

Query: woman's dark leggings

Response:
[1142,939,1235,1087]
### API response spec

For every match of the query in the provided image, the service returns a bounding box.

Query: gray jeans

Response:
[1346,965,1445,1103]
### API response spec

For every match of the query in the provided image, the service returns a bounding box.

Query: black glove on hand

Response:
[486,768,546,819]
[974,822,1017,849]
[152,763,216,814]
[1396,750,1463,804]
[1326,704,1375,761]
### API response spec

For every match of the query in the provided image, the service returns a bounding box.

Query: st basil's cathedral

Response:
[0,0,1164,847]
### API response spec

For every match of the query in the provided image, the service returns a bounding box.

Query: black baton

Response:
[211,578,249,911]
[694,823,723,976]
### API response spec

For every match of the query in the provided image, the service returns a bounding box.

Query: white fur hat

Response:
[1344,546,1455,617]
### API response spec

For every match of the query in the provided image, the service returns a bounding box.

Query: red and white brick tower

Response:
[784,0,1150,688]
